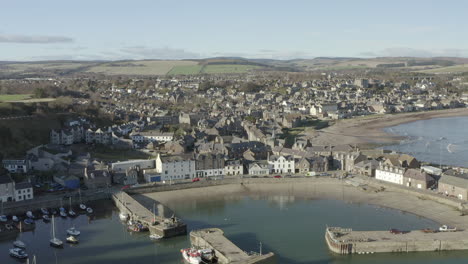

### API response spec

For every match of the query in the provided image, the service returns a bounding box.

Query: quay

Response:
[190,228,276,264]
[112,191,186,238]
[325,227,468,254]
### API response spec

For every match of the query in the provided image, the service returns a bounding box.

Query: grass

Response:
[167,65,203,75]
[86,60,198,75]
[0,94,32,102]
[201,64,260,74]
[416,64,468,74]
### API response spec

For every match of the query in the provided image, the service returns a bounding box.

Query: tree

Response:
[33,88,47,98]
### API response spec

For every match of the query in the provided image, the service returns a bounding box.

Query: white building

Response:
[131,131,174,144]
[248,161,270,175]
[375,164,405,185]
[268,155,295,174]
[155,154,195,181]
[225,160,243,175]
[0,174,15,202]
[2,160,30,174]
[14,182,33,201]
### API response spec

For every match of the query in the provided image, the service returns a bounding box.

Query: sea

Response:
[1,197,467,264]
[383,116,468,167]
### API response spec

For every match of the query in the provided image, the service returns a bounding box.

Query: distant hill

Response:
[1,56,468,78]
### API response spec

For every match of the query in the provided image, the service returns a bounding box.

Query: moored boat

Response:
[24,218,34,225]
[79,204,87,210]
[0,215,7,222]
[180,248,202,264]
[50,216,63,248]
[149,234,163,240]
[12,215,19,222]
[66,235,79,244]
[13,240,26,249]
[119,212,128,221]
[43,215,51,222]
[26,211,35,219]
[40,208,49,215]
[9,248,28,259]
[67,227,81,236]
[86,207,93,214]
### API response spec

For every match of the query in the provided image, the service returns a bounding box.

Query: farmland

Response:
[85,60,198,75]
[167,65,203,75]
[417,64,468,74]
[0,94,32,102]
[201,64,260,74]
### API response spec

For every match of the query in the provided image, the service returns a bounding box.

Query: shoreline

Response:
[139,177,468,230]
[309,108,468,147]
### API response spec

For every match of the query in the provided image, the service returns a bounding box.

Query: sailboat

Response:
[59,199,67,218]
[68,197,76,217]
[50,216,63,248]
[14,221,27,249]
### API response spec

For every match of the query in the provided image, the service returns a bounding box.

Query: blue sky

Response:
[1,0,467,61]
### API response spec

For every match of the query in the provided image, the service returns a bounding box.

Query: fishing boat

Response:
[128,223,149,232]
[13,240,26,249]
[149,234,163,240]
[12,215,19,222]
[40,208,49,215]
[86,207,93,214]
[42,215,51,222]
[26,211,35,219]
[50,216,63,248]
[180,248,202,264]
[66,235,79,244]
[9,248,28,259]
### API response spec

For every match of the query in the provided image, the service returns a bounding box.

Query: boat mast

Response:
[52,215,56,239]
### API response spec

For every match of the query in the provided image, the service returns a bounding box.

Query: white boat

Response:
[86,207,93,214]
[0,215,7,222]
[439,225,457,232]
[13,240,26,249]
[180,248,202,264]
[26,211,35,219]
[67,227,81,236]
[9,248,28,259]
[50,216,63,248]
[79,204,87,210]
[43,215,51,222]
[66,235,79,244]
[68,210,77,217]
[149,234,163,240]
[60,210,67,218]
[12,215,19,222]
[119,212,128,221]
[40,208,49,215]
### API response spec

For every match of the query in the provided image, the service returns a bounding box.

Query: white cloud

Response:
[359,47,468,58]
[0,34,73,44]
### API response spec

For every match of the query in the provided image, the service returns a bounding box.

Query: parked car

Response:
[121,185,131,190]
[390,229,402,234]
[274,175,282,178]
[192,178,200,182]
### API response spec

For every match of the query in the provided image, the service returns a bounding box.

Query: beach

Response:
[139,177,468,230]
[308,108,468,147]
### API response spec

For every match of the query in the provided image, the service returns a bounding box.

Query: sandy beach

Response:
[139,177,468,230]
[308,108,468,147]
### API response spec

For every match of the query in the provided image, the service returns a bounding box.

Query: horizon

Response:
[2,0,468,61]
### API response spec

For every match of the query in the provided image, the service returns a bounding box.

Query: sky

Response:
[1,0,468,61]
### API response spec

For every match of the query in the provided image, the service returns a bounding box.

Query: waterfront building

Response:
[154,153,196,181]
[14,182,33,201]
[438,170,468,200]
[268,155,294,174]
[375,163,405,185]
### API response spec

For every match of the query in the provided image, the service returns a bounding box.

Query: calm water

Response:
[383,116,468,167]
[2,197,468,264]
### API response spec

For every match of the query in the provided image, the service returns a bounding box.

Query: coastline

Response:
[309,108,468,147]
[139,177,468,230]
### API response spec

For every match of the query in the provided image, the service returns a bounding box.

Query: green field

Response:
[417,64,468,74]
[0,94,32,102]
[167,65,203,75]
[201,64,260,74]
[86,60,199,75]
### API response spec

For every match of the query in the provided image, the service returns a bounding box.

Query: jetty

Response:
[112,191,186,238]
[190,228,276,264]
[325,227,468,254]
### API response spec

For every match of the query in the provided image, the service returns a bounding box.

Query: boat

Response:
[12,215,19,222]
[86,207,93,214]
[40,208,49,215]
[149,234,163,240]
[119,212,129,221]
[59,207,67,218]
[26,211,35,219]
[9,248,28,259]
[439,225,457,232]
[0,214,7,222]
[79,204,87,210]
[5,224,14,230]
[24,218,34,225]
[51,209,58,215]
[199,249,216,262]
[68,209,77,217]
[128,223,149,232]
[67,227,81,236]
[180,248,202,264]
[66,235,79,244]
[43,215,51,222]
[13,240,26,249]
[50,216,63,248]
